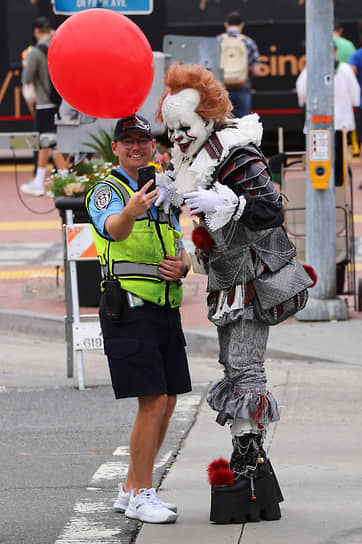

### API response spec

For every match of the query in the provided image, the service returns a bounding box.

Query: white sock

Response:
[34,167,47,186]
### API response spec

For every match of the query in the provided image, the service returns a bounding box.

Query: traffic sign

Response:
[52,0,153,15]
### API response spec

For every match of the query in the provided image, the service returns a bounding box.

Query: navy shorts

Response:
[99,292,192,399]
[34,107,57,134]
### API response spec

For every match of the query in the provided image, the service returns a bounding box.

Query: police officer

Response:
[85,114,191,524]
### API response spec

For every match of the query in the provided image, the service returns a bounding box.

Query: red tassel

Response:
[191,226,214,250]
[303,264,318,287]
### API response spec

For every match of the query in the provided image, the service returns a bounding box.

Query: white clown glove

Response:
[184,186,226,214]
[154,186,171,214]
[154,173,172,214]
[186,182,245,231]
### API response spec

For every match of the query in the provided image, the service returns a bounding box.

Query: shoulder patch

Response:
[94,186,112,210]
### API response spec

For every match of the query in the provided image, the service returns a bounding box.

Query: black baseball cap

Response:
[113,115,152,141]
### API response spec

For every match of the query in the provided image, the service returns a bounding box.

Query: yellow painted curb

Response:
[0,221,60,231]
[0,164,53,172]
[0,268,64,279]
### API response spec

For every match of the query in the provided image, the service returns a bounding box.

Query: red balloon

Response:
[48,9,154,118]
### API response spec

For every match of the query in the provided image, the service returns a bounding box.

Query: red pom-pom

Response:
[207,458,234,486]
[191,226,214,250]
[209,467,235,487]
[303,264,318,287]
[207,458,229,476]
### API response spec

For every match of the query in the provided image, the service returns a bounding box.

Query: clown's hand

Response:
[155,172,173,213]
[186,182,244,231]
[154,185,171,214]
[184,187,226,214]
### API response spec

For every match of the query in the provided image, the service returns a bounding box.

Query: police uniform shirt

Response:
[88,165,184,246]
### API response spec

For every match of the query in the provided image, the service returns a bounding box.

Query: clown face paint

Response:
[161,88,214,160]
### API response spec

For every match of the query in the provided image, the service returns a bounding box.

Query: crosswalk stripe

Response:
[54,392,203,543]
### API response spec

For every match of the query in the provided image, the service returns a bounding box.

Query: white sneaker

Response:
[125,488,177,524]
[20,180,45,196]
[113,483,177,513]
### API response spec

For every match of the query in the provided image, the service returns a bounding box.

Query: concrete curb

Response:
[0,308,331,363]
[0,309,64,340]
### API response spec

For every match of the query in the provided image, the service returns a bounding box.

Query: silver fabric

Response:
[200,143,286,430]
[207,316,280,427]
[254,257,314,310]
[215,144,280,203]
[206,224,296,293]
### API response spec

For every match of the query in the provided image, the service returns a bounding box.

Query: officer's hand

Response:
[126,181,159,217]
[159,255,185,281]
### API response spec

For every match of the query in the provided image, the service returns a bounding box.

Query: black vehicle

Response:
[0,0,360,154]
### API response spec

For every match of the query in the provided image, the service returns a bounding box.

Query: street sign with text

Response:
[52,0,153,15]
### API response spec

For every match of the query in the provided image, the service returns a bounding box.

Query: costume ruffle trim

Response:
[170,114,263,201]
[207,378,280,427]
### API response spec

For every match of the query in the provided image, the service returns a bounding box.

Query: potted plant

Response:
[48,158,114,222]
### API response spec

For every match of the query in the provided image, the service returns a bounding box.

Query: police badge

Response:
[94,186,112,210]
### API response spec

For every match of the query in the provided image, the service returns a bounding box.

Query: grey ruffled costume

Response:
[198,140,291,431]
[205,224,290,428]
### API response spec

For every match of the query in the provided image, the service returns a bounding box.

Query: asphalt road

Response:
[0,365,207,544]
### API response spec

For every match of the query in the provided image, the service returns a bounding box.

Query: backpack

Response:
[220,33,248,88]
[36,43,62,106]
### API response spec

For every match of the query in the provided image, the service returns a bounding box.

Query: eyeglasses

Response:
[118,137,151,149]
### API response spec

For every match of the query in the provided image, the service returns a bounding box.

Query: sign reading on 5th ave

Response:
[52,0,153,15]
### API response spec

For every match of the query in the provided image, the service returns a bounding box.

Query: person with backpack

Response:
[21,16,66,197]
[218,11,261,118]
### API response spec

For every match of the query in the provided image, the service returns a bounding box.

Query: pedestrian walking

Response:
[296,43,360,147]
[218,11,260,118]
[21,16,66,196]
[349,46,362,161]
[333,20,356,64]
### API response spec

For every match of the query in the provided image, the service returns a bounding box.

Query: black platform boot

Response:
[210,433,283,524]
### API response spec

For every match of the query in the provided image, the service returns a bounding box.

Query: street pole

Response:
[297,0,348,321]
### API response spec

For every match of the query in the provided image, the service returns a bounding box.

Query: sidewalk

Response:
[137,336,362,544]
[1,156,362,542]
[2,321,362,543]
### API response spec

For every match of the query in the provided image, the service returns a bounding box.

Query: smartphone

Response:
[137,165,156,193]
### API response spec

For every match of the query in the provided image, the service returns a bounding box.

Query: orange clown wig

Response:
[156,62,233,124]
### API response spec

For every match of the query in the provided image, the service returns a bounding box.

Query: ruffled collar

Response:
[170,113,263,199]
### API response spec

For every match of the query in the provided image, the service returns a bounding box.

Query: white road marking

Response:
[54,391,204,543]
[112,446,128,456]
[55,498,121,543]
[91,462,128,484]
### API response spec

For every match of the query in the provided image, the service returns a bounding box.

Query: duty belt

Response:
[101,261,161,280]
